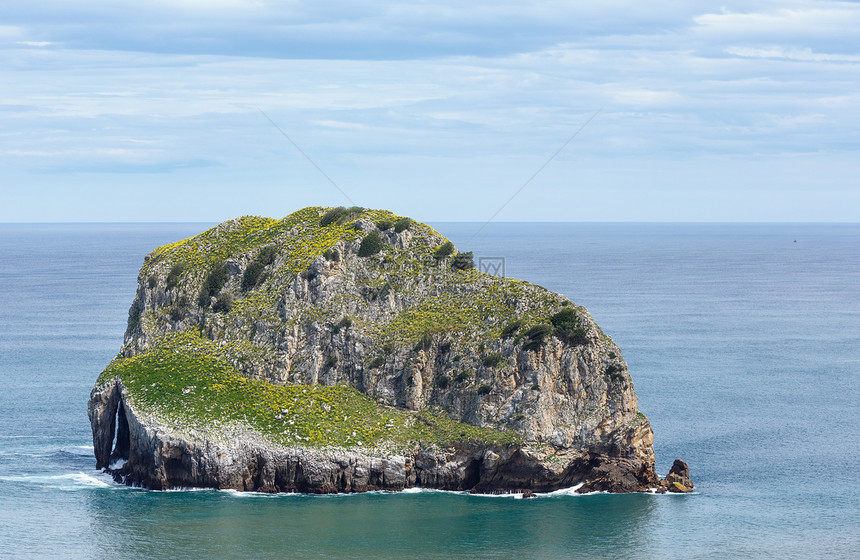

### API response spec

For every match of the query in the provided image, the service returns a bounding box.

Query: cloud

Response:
[1,1,859,221]
[0,24,23,36]
[607,88,683,107]
[694,4,860,36]
[725,46,860,62]
[0,1,708,58]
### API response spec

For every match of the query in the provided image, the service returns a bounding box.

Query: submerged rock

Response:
[89,206,690,494]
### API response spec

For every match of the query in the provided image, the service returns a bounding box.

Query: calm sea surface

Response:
[0,222,858,559]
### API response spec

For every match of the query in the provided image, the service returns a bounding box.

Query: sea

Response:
[0,222,858,559]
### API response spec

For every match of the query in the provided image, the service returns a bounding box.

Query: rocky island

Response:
[89,206,692,494]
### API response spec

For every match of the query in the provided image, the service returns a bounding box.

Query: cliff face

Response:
[89,206,687,494]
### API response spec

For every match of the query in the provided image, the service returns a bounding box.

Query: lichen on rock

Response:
[89,206,690,494]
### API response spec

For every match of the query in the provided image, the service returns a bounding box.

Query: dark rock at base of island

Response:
[89,207,693,495]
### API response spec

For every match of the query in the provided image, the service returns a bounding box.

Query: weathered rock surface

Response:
[660,459,694,493]
[89,207,691,494]
[90,380,663,493]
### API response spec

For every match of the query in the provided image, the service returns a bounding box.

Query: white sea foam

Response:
[222,489,289,498]
[395,483,603,499]
[536,483,587,497]
[400,487,469,496]
[163,486,218,492]
[468,491,530,499]
[0,435,64,439]
[109,458,127,470]
[0,471,115,490]
[64,472,114,488]
[212,485,598,499]
[58,445,95,457]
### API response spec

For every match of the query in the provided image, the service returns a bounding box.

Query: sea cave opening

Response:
[462,459,481,490]
[109,399,130,467]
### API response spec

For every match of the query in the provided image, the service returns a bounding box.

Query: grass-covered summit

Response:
[92,206,661,493]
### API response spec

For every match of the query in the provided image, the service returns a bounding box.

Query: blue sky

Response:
[1,0,858,222]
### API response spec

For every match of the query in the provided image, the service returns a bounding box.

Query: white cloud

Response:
[1,1,859,220]
[16,40,51,47]
[693,4,860,37]
[607,88,683,107]
[0,25,24,39]
[312,120,370,130]
[153,0,267,10]
[7,147,157,160]
[725,46,860,62]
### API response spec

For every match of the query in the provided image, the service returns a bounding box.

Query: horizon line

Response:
[2,220,859,226]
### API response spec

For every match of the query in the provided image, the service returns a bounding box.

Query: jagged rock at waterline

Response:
[89,206,691,494]
[660,459,694,493]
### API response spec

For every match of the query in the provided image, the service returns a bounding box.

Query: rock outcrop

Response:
[89,206,691,494]
[659,459,694,493]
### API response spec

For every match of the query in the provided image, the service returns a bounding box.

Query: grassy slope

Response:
[101,332,519,450]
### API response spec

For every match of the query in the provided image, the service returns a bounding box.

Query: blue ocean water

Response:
[0,222,858,559]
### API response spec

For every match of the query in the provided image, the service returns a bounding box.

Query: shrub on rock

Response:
[358,232,384,257]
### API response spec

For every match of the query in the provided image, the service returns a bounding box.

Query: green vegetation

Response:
[550,308,588,346]
[149,215,279,271]
[482,353,506,368]
[451,251,474,271]
[521,324,552,352]
[413,409,518,444]
[242,245,278,291]
[169,304,186,322]
[375,219,393,231]
[100,334,517,449]
[241,261,265,291]
[393,217,413,233]
[434,241,455,260]
[414,332,433,352]
[323,248,340,262]
[213,292,233,313]
[165,262,186,291]
[138,206,460,342]
[320,206,365,227]
[256,245,278,266]
[198,262,229,307]
[323,355,337,371]
[605,364,625,381]
[377,278,562,348]
[332,316,352,333]
[500,320,521,339]
[358,231,384,257]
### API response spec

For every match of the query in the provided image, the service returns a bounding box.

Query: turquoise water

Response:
[1,223,858,559]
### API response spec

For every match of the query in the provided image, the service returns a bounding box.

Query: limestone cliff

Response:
[89,206,690,494]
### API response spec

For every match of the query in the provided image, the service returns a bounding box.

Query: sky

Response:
[1,0,858,222]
